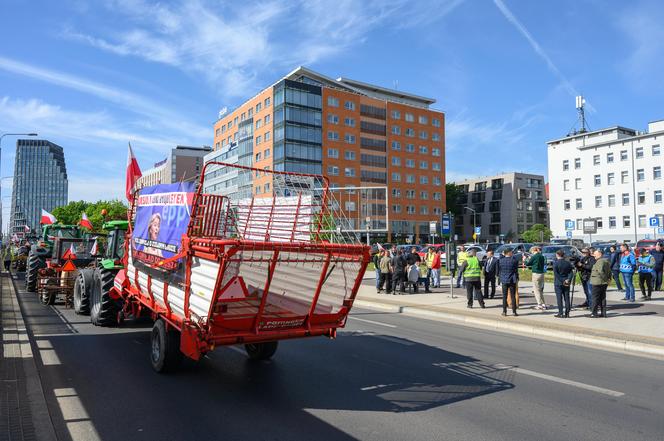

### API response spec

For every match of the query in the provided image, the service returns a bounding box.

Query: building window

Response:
[654,166,662,179]
[564,199,570,210]
[420,190,428,200]
[419,130,428,140]
[608,194,616,207]
[265,97,271,107]
[432,133,440,141]
[327,166,339,176]
[405,113,414,122]
[344,101,355,110]
[620,150,628,161]
[574,158,581,169]
[576,219,582,231]
[607,152,614,163]
[406,175,415,184]
[594,175,601,186]
[653,144,661,156]
[405,128,415,137]
[419,145,428,154]
[406,143,415,152]
[392,189,401,198]
[391,141,401,151]
[420,176,429,184]
[575,198,582,209]
[432,162,441,171]
[255,152,262,162]
[596,218,603,229]
[433,192,442,200]
[638,192,645,204]
[418,115,428,124]
[419,160,428,169]
[623,216,631,228]
[344,117,355,127]
[621,170,629,184]
[392,157,401,166]
[344,150,355,160]
[432,148,440,156]
[595,196,602,208]
[655,190,663,203]
[256,102,262,113]
[344,167,355,177]
[327,131,339,140]
[392,125,401,135]
[406,190,415,198]
[433,177,442,186]
[391,172,400,182]
[609,216,616,228]
[255,135,262,145]
[575,178,581,189]
[593,155,600,165]
[344,134,356,144]
[563,160,569,171]
[328,96,339,107]
[563,179,570,191]
[607,173,615,185]
[327,114,339,124]
[638,215,647,228]
[622,193,630,205]
[391,110,401,119]
[327,148,339,158]
[432,118,441,127]
[637,169,645,181]
[407,206,415,214]
[420,206,429,215]
[264,148,270,157]
[256,119,263,129]
[265,114,270,124]
[636,147,644,158]
[392,204,402,213]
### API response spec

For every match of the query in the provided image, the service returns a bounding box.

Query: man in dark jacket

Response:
[576,248,595,309]
[553,249,575,318]
[590,249,612,317]
[652,242,664,292]
[498,249,519,316]
[391,249,407,294]
[609,245,623,291]
[482,250,498,299]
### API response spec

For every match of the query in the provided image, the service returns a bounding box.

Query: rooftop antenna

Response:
[393,80,399,90]
[575,95,587,133]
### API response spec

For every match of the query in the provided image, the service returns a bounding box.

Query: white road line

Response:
[494,364,625,397]
[349,316,397,328]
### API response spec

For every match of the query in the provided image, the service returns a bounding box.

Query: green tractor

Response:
[25,225,82,292]
[73,220,128,326]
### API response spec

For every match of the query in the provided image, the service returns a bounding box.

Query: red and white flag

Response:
[126,142,142,203]
[40,209,57,225]
[80,212,93,230]
[62,243,77,260]
[90,238,98,255]
[24,225,30,233]
[377,243,385,251]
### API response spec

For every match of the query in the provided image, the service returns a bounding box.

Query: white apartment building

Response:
[548,119,664,242]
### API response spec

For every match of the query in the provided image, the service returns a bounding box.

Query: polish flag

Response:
[62,243,77,260]
[41,209,57,225]
[126,142,142,203]
[80,212,93,230]
[90,238,98,255]
[24,225,30,233]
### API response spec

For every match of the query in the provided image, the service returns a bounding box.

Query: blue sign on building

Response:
[649,217,660,227]
[565,220,575,230]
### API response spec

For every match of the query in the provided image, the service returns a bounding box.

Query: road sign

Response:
[582,218,597,234]
[474,226,481,235]
[566,231,573,238]
[429,221,437,235]
[441,214,451,235]
[565,220,575,230]
[649,217,660,227]
[659,227,664,234]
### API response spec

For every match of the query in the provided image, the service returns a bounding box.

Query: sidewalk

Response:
[1,273,56,441]
[355,275,664,359]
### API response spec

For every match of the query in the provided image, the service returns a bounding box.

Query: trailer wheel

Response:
[25,252,45,293]
[90,268,120,327]
[150,319,183,373]
[73,269,93,315]
[244,341,279,361]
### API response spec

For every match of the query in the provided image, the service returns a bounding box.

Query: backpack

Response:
[408,265,420,282]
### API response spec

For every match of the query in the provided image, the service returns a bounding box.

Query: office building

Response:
[453,172,547,242]
[209,66,446,242]
[547,119,664,242]
[10,139,68,235]
[136,145,212,188]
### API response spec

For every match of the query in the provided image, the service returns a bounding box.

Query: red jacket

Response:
[431,253,441,269]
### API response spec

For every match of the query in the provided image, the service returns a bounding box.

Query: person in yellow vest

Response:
[425,247,436,288]
[456,245,468,288]
[459,249,485,308]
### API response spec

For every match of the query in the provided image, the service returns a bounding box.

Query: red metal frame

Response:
[119,162,370,360]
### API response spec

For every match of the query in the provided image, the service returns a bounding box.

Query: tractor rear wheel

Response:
[244,341,279,361]
[90,267,120,327]
[25,252,45,293]
[150,319,183,373]
[73,269,94,315]
[38,272,57,306]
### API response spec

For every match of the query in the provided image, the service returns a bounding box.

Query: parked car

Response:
[636,239,659,254]
[484,242,502,252]
[495,243,533,263]
[539,245,582,270]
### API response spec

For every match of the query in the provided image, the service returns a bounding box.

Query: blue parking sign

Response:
[474,226,481,235]
[566,231,573,238]
[650,217,660,227]
[565,220,575,230]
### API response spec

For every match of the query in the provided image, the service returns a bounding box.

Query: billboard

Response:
[132,182,195,269]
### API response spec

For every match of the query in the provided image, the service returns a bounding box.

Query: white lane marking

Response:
[361,384,396,391]
[349,316,397,328]
[40,349,61,366]
[494,364,625,397]
[54,388,101,441]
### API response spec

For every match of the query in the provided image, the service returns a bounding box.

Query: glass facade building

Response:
[10,139,68,235]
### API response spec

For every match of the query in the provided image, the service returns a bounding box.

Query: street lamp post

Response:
[0,133,38,241]
[464,206,476,243]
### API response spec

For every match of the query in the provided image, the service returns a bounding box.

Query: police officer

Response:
[459,249,485,308]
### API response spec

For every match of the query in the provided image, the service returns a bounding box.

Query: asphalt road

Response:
[11,273,664,441]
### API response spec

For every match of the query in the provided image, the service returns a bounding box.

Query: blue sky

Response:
[1,0,663,227]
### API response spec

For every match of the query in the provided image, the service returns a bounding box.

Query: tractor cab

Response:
[100,220,128,269]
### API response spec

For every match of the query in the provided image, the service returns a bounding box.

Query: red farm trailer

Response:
[92,163,371,372]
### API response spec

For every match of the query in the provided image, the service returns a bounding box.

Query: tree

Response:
[445,183,464,215]
[52,200,128,232]
[521,224,553,243]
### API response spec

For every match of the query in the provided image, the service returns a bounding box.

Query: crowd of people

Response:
[373,241,664,319]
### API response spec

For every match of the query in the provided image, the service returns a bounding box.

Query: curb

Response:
[354,298,664,360]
